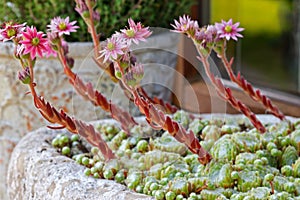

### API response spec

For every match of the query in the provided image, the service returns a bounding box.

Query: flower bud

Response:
[47,32,60,45]
[124,71,137,87]
[131,63,144,81]
[198,45,211,58]
[90,0,97,8]
[61,40,69,55]
[115,70,122,79]
[130,55,137,65]
[93,10,100,21]
[66,56,74,68]
[75,0,88,15]
[82,11,90,19]
[18,67,31,84]
[119,61,129,71]
[213,39,226,56]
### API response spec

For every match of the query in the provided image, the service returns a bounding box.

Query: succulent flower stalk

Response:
[3,2,300,198]
[199,55,266,133]
[132,90,212,164]
[55,41,137,134]
[171,16,286,133]
[219,53,287,122]
[25,59,115,160]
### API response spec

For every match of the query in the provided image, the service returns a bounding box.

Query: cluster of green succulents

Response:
[52,134,80,156]
[52,111,300,200]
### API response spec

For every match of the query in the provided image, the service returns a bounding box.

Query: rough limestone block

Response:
[6,126,154,200]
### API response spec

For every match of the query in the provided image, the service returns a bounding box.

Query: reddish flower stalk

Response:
[86,0,99,52]
[56,44,137,134]
[199,56,266,133]
[137,87,178,114]
[74,5,180,114]
[132,90,212,164]
[26,63,115,161]
[219,52,287,121]
[172,16,267,133]
[98,18,211,164]
[74,0,100,56]
[74,0,118,82]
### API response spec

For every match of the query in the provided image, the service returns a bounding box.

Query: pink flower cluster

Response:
[119,18,152,45]
[172,15,244,48]
[99,18,152,63]
[171,15,199,34]
[0,17,79,60]
[98,18,151,87]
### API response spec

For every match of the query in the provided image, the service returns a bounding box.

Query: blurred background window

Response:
[208,0,299,95]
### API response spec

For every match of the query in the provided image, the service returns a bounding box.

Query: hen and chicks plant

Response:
[0,0,294,170]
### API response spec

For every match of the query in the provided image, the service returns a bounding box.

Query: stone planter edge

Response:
[6,114,299,199]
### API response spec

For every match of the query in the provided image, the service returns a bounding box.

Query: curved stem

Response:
[24,58,115,160]
[219,51,287,122]
[56,43,137,134]
[86,0,100,57]
[137,87,178,114]
[199,54,266,133]
[115,74,212,164]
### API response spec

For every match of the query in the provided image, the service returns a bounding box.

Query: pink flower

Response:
[119,18,152,45]
[0,22,26,42]
[171,15,199,33]
[47,16,79,36]
[44,43,57,58]
[99,36,127,62]
[215,19,244,41]
[20,26,48,59]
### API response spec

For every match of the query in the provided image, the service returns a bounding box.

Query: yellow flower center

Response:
[224,25,232,33]
[58,22,67,30]
[107,42,115,50]
[7,28,16,38]
[126,29,135,38]
[31,37,40,46]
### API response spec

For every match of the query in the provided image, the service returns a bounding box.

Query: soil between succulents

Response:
[51,111,300,200]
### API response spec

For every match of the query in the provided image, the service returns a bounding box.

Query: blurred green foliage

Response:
[0,0,195,41]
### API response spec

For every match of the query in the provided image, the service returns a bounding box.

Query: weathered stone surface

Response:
[7,114,298,199]
[6,126,154,200]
